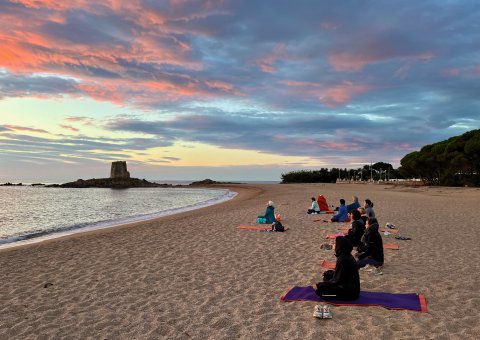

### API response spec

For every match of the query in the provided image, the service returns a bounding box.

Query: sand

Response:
[1,183,479,339]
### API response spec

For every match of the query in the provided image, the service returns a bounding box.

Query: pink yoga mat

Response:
[321,260,336,269]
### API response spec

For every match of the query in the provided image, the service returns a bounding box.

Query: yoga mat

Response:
[384,243,400,250]
[321,260,336,269]
[238,225,270,230]
[337,227,399,233]
[326,233,346,239]
[280,286,427,313]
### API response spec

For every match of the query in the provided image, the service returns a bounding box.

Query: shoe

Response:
[313,305,333,319]
[360,264,372,272]
[372,266,383,275]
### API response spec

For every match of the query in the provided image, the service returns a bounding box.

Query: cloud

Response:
[1,0,479,176]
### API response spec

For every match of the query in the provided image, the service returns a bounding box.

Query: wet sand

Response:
[1,183,479,339]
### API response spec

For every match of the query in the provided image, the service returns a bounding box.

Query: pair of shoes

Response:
[313,305,333,319]
[395,235,411,240]
[372,266,383,275]
[320,243,333,250]
[385,223,397,229]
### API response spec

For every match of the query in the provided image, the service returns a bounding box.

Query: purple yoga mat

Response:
[280,286,427,312]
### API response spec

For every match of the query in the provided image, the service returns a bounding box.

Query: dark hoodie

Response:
[315,236,360,300]
[357,222,384,264]
[346,218,365,247]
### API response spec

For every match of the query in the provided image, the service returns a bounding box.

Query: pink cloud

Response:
[281,80,372,107]
[59,124,79,132]
[3,124,48,133]
[329,51,434,72]
[254,44,287,73]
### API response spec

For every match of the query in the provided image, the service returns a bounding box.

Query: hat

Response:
[275,214,281,221]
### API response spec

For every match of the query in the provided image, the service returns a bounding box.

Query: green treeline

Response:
[281,129,480,187]
[399,129,480,186]
[281,163,402,183]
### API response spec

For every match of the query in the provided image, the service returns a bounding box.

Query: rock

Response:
[110,161,130,179]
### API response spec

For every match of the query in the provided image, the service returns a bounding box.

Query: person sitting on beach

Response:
[307,197,321,214]
[331,199,348,222]
[346,196,361,213]
[356,217,384,272]
[271,214,285,232]
[345,210,365,247]
[357,207,368,225]
[314,236,360,300]
[364,199,376,219]
[258,200,276,223]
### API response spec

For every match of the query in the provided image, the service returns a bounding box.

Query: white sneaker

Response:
[372,267,383,275]
[360,264,372,272]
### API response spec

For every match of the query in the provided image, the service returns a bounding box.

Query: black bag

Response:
[273,221,285,232]
[323,269,335,281]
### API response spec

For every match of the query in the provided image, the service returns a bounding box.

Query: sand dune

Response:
[1,183,479,339]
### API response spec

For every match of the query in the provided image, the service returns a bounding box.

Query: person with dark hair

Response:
[314,236,360,300]
[331,199,348,222]
[307,197,321,214]
[345,209,365,247]
[364,199,376,219]
[356,217,384,274]
[346,196,361,213]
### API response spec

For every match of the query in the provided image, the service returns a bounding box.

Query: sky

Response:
[0,0,479,182]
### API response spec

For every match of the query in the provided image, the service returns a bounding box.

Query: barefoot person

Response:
[314,236,360,300]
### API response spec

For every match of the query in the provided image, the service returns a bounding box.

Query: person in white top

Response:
[307,197,321,214]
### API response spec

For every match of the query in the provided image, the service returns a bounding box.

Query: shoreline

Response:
[1,183,479,339]
[0,186,240,252]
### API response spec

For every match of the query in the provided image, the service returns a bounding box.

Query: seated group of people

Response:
[314,196,383,301]
[258,195,384,301]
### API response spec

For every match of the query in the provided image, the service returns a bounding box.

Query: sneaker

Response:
[322,305,333,318]
[372,266,383,275]
[360,264,372,272]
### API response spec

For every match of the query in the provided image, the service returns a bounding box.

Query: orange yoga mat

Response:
[321,260,336,269]
[384,243,400,250]
[238,225,270,230]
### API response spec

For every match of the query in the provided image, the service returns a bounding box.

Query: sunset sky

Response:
[1,0,479,182]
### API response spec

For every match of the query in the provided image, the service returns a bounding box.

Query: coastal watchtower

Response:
[110,161,130,179]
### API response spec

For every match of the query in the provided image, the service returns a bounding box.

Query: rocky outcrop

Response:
[110,161,130,179]
[48,178,172,189]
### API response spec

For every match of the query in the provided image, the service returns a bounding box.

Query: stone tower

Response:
[110,161,130,179]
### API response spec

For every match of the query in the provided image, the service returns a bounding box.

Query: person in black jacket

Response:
[314,236,360,300]
[345,209,365,247]
[356,217,384,269]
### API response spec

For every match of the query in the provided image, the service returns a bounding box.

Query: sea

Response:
[0,184,237,249]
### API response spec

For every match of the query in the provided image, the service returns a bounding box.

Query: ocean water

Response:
[0,186,235,248]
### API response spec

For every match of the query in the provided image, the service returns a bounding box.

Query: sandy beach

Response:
[1,183,479,339]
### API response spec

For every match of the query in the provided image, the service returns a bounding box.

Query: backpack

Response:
[273,221,285,232]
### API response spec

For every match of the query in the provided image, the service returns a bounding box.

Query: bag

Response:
[323,269,335,282]
[273,221,285,232]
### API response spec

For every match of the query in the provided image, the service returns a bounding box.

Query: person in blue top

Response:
[346,196,360,213]
[258,200,276,223]
[331,199,348,222]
